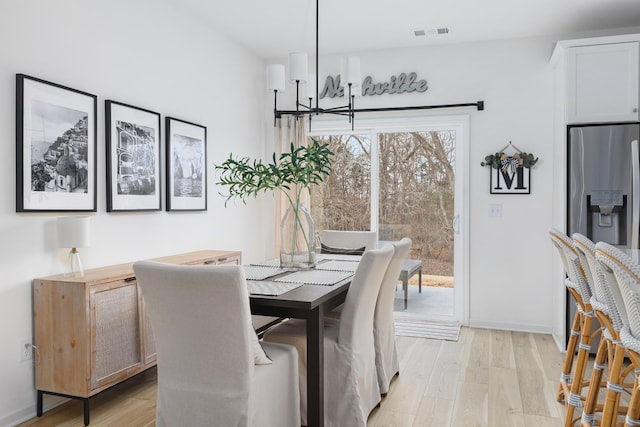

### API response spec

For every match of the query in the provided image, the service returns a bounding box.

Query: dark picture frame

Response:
[489,163,531,194]
[16,74,97,212]
[105,100,161,212]
[165,117,207,211]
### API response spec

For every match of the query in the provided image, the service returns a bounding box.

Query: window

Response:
[310,127,456,279]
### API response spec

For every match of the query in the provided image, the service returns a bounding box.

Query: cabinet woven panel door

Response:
[92,283,142,389]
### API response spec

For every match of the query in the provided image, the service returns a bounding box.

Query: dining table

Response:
[245,255,360,427]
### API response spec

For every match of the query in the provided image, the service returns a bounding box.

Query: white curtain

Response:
[274,115,309,255]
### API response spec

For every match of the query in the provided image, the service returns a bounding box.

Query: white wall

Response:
[272,37,560,332]
[0,1,272,424]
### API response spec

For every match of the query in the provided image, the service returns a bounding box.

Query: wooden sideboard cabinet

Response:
[33,250,241,426]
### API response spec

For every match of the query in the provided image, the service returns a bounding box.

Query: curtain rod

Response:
[275,100,484,117]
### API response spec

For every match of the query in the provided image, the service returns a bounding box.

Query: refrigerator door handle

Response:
[632,139,639,249]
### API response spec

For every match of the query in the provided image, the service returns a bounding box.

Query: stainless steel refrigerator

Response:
[567,122,640,350]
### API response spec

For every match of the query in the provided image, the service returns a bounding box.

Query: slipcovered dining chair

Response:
[573,233,630,426]
[320,230,378,253]
[374,237,412,395]
[549,228,595,426]
[324,238,412,394]
[133,261,300,427]
[263,244,394,427]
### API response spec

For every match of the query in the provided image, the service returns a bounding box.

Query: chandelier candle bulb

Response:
[288,52,308,83]
[267,64,286,91]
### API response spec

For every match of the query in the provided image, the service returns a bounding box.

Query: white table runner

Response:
[251,258,281,267]
[315,260,359,272]
[247,281,302,296]
[243,265,286,281]
[274,270,353,286]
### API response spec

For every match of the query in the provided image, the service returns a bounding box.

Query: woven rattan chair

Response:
[574,234,632,426]
[596,242,640,427]
[549,228,596,426]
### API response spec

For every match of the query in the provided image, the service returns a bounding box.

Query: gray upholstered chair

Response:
[133,261,300,427]
[263,245,394,426]
[374,238,411,394]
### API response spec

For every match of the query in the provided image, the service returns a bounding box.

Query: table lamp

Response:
[57,216,90,276]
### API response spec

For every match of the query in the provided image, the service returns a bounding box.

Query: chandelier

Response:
[267,0,484,131]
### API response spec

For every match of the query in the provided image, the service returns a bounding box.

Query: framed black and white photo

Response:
[165,117,207,211]
[105,100,161,212]
[16,74,97,212]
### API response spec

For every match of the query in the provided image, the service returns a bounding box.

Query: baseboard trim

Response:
[1,394,68,427]
[468,320,552,335]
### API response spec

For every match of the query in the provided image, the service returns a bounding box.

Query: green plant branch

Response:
[214,139,333,265]
[480,151,538,169]
[214,139,333,206]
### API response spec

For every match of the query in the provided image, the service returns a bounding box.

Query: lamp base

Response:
[64,248,84,277]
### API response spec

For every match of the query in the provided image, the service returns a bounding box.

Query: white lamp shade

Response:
[303,73,317,99]
[267,64,286,91]
[288,52,308,83]
[57,216,91,248]
[341,56,361,86]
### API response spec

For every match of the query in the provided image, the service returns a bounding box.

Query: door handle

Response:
[632,139,639,249]
[452,214,460,234]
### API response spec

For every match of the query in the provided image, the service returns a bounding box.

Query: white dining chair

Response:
[320,230,378,252]
[374,237,411,395]
[133,261,300,427]
[262,244,394,427]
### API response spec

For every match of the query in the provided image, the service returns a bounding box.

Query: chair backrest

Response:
[549,227,592,303]
[133,261,254,427]
[321,230,378,252]
[375,238,412,325]
[339,244,394,347]
[573,233,624,332]
[595,242,640,335]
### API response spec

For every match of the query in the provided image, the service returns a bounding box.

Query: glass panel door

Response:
[310,134,372,231]
[378,130,455,289]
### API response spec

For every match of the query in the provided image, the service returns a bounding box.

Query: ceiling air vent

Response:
[415,27,452,37]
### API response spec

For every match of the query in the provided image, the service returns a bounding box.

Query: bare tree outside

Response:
[310,130,455,286]
[310,134,371,232]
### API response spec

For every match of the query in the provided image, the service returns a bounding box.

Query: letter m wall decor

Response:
[490,158,531,194]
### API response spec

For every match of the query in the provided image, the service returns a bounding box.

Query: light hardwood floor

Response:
[17,327,566,427]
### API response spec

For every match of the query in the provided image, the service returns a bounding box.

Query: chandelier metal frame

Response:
[270,0,484,130]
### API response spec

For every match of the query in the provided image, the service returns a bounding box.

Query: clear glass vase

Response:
[280,202,316,270]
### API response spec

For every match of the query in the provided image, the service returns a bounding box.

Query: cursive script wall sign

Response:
[319,72,428,99]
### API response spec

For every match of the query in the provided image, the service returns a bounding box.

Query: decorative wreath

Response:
[481,143,538,172]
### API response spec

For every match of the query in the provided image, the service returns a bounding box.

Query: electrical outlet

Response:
[20,339,33,362]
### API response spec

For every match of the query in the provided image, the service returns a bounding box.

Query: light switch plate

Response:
[488,204,503,218]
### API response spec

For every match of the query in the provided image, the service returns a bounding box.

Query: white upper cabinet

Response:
[566,42,639,124]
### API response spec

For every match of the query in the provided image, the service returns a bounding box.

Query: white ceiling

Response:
[179,0,640,59]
